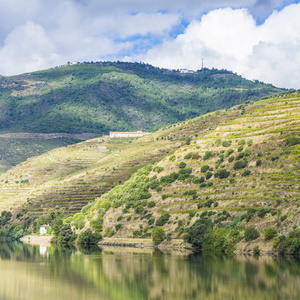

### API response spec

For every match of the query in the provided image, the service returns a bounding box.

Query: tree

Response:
[264,227,277,240]
[187,217,213,251]
[78,229,102,246]
[59,224,77,246]
[245,226,260,241]
[152,227,166,245]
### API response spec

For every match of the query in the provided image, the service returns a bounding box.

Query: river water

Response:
[0,242,299,300]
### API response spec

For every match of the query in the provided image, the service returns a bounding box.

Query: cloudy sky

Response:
[0,0,299,88]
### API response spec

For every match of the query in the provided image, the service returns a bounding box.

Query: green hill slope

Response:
[0,62,281,134]
[64,91,299,253]
[0,62,282,173]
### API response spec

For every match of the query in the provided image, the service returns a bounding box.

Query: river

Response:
[0,242,299,300]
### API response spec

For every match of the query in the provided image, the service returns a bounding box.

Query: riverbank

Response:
[20,235,53,246]
[99,237,193,253]
[20,235,193,253]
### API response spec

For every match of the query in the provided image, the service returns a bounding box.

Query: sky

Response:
[0,0,300,88]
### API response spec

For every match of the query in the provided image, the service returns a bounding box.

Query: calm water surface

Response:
[0,242,300,300]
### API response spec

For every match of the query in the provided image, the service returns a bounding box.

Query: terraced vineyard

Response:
[70,92,299,253]
[0,106,244,222]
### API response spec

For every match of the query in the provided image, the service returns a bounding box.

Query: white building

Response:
[40,225,49,235]
[109,130,151,138]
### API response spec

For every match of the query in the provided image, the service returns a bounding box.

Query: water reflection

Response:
[0,242,300,300]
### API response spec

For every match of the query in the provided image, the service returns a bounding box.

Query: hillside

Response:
[0,62,281,135]
[0,102,243,223]
[1,90,299,255]
[0,62,282,172]
[63,91,299,253]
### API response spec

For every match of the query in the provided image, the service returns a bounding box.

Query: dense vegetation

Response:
[0,62,281,135]
[0,89,299,258]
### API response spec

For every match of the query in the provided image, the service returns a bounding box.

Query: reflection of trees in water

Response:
[2,243,300,300]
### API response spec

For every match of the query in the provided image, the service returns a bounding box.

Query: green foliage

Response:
[214,168,230,179]
[222,140,232,147]
[152,227,166,245]
[233,160,248,170]
[59,224,77,246]
[285,136,299,146]
[78,229,102,246]
[184,152,200,160]
[153,166,164,173]
[187,217,213,251]
[237,146,244,152]
[256,159,262,166]
[228,156,234,163]
[147,201,156,208]
[244,226,260,241]
[179,162,187,168]
[0,211,12,226]
[205,171,213,180]
[156,214,170,226]
[201,165,209,173]
[203,151,214,160]
[241,169,251,176]
[264,227,277,240]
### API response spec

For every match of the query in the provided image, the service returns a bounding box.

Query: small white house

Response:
[109,130,151,138]
[40,224,49,235]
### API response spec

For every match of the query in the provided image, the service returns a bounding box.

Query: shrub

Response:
[256,159,262,166]
[222,140,232,147]
[187,217,213,250]
[233,160,248,170]
[184,152,200,160]
[59,224,77,246]
[200,183,207,188]
[242,169,251,176]
[226,149,234,157]
[237,146,244,152]
[205,171,213,180]
[203,151,214,160]
[214,168,230,179]
[257,207,269,218]
[78,229,102,246]
[264,227,277,240]
[201,165,210,173]
[285,136,299,146]
[152,227,166,245]
[153,166,164,173]
[147,201,156,208]
[179,162,187,168]
[244,148,251,156]
[247,140,253,146]
[115,224,122,231]
[156,214,170,226]
[245,226,260,241]
[228,156,234,163]
[238,139,246,145]
[169,155,176,161]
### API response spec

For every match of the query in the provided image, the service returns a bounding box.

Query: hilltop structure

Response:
[109,131,151,138]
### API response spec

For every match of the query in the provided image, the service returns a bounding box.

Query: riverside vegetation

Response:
[0,88,299,256]
[0,62,281,172]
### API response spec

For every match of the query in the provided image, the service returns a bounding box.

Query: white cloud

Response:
[141,5,300,88]
[0,21,62,75]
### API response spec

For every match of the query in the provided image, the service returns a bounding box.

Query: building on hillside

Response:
[40,224,49,235]
[180,69,196,74]
[109,130,151,138]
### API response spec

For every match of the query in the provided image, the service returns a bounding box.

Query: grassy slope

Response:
[68,92,299,252]
[0,103,243,220]
[0,62,281,172]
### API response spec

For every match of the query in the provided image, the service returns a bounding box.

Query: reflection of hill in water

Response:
[0,243,300,300]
